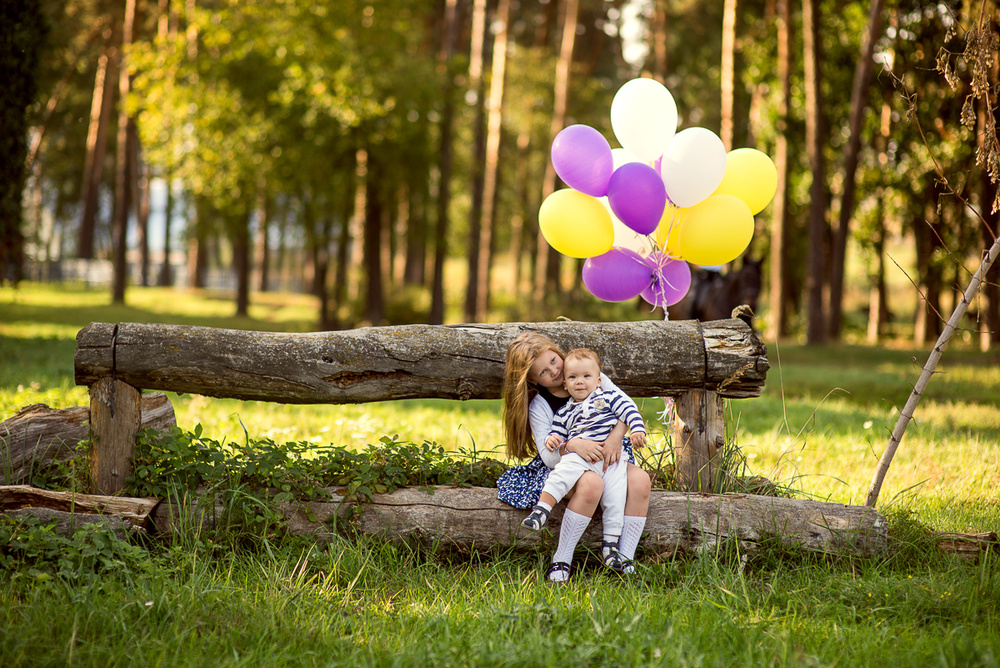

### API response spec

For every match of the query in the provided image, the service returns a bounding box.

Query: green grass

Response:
[3,282,1000,667]
[2,530,999,667]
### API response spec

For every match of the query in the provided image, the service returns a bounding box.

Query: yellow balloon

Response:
[654,203,684,258]
[677,194,754,266]
[714,148,777,215]
[539,189,614,258]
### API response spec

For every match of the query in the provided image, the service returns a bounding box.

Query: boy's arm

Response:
[610,389,647,447]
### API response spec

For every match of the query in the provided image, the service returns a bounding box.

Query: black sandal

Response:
[547,561,572,583]
[601,541,634,574]
[521,505,551,531]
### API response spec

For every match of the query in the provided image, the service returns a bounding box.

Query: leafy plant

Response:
[125,427,509,544]
[0,514,151,584]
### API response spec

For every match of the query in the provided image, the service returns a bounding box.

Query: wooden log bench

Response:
[64,317,888,555]
[74,319,767,493]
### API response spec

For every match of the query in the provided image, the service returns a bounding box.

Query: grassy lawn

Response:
[2,282,999,666]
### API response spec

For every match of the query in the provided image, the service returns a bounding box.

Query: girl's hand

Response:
[565,438,604,463]
[601,421,628,471]
[602,438,622,471]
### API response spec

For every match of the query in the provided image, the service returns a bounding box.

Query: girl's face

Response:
[528,349,564,389]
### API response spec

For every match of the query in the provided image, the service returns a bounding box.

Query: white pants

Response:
[541,453,627,536]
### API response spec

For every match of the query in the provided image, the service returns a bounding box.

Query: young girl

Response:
[498,332,651,582]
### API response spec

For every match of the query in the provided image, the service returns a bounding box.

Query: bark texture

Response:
[75,319,769,403]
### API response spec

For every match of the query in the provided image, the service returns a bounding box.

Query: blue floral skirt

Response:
[496,437,636,509]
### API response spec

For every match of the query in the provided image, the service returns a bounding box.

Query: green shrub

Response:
[0,515,151,584]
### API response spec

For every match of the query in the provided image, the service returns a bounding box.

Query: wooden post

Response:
[89,377,142,495]
[673,389,725,493]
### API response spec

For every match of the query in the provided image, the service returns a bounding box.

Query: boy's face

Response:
[563,357,601,401]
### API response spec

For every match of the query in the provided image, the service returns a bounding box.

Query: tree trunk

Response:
[803,0,828,344]
[510,130,531,297]
[770,0,792,339]
[233,210,252,317]
[186,199,208,289]
[158,175,174,286]
[866,213,888,344]
[535,0,579,301]
[475,0,510,322]
[429,0,461,325]
[327,161,356,330]
[464,0,488,322]
[403,172,427,286]
[78,39,118,261]
[111,0,137,304]
[253,189,270,293]
[134,129,151,287]
[720,0,737,151]
[651,0,669,81]
[829,0,884,340]
[364,152,384,325]
[0,394,176,485]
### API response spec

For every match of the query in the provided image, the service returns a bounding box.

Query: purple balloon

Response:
[640,254,692,307]
[551,125,614,197]
[582,247,654,302]
[607,163,667,235]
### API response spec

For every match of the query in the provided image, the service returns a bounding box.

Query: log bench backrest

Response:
[75,319,769,403]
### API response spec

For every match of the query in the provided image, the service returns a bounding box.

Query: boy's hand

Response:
[545,435,562,451]
[631,432,647,449]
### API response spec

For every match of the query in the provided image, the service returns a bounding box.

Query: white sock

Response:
[552,509,591,565]
[536,500,553,513]
[603,533,620,546]
[618,515,647,560]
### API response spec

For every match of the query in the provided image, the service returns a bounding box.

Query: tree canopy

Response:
[5,0,998,344]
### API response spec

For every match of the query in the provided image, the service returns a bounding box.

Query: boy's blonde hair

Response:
[502,332,565,460]
[563,348,602,371]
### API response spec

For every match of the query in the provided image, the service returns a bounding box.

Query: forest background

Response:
[2,0,1000,346]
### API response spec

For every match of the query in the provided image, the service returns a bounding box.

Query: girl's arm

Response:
[527,396,561,468]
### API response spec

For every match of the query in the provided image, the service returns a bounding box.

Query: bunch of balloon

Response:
[537,77,777,309]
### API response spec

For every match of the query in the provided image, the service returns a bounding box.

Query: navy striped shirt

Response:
[549,387,645,444]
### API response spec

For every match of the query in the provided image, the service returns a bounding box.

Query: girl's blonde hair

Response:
[502,332,565,460]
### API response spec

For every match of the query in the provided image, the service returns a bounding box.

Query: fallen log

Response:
[934,531,998,562]
[0,484,158,529]
[75,319,769,401]
[10,484,992,563]
[0,393,176,485]
[150,486,888,556]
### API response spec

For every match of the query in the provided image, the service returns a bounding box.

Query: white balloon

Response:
[660,127,727,208]
[600,196,656,256]
[610,78,678,163]
[611,147,643,171]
